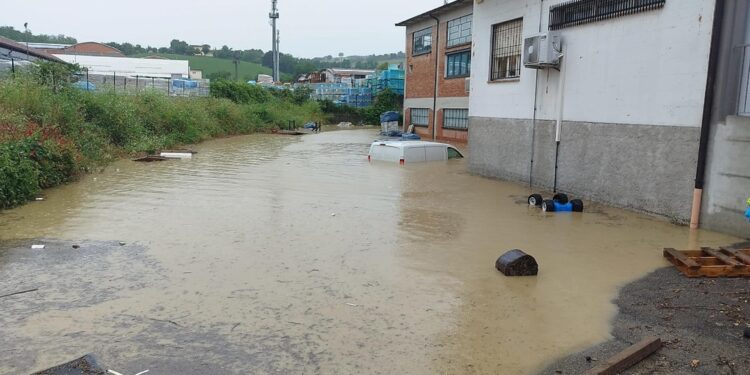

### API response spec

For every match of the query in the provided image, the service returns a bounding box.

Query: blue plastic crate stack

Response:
[376,69,405,96]
[311,83,350,102]
[340,87,373,108]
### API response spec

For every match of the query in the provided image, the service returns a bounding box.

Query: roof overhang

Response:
[0,36,66,63]
[395,0,471,27]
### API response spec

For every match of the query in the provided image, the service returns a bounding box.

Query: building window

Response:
[447,14,472,48]
[443,109,469,130]
[446,51,471,78]
[549,0,665,30]
[490,18,523,81]
[413,28,432,56]
[411,108,429,126]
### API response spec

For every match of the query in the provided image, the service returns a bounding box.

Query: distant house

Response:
[396,0,472,143]
[37,42,125,57]
[322,68,375,84]
[189,69,203,80]
[296,71,325,84]
[190,45,212,56]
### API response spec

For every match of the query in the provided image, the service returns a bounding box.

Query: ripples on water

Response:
[0,129,741,375]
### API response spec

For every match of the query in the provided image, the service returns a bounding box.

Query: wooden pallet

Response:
[663,247,750,277]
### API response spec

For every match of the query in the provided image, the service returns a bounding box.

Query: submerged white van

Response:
[368,141,464,164]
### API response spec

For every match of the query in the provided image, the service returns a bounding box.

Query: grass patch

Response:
[135,53,272,82]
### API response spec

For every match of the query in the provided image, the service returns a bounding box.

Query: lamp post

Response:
[23,22,29,57]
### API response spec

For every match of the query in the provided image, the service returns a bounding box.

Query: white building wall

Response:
[53,54,189,78]
[470,0,716,127]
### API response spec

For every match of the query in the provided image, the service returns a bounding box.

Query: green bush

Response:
[210,80,271,104]
[0,142,41,208]
[0,71,322,209]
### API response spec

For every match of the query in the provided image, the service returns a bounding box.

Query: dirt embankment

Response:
[541,245,750,375]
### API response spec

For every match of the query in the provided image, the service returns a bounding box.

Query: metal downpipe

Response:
[690,0,725,229]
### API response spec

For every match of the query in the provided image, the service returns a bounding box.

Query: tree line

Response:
[106,39,404,76]
[0,25,405,79]
[0,26,77,44]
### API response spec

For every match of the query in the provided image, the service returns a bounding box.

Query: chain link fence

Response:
[76,71,211,97]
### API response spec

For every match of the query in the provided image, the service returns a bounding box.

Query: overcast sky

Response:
[0,0,445,58]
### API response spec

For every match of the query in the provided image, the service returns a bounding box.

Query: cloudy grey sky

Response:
[0,0,445,58]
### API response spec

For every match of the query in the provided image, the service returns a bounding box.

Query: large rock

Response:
[495,249,538,276]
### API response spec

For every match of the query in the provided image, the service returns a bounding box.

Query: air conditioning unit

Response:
[523,33,562,69]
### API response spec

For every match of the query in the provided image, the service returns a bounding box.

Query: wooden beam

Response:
[583,337,662,375]
[701,247,743,267]
[663,248,700,268]
[720,247,750,265]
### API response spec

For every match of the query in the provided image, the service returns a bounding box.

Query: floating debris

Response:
[159,152,193,159]
[31,244,45,249]
[133,155,167,162]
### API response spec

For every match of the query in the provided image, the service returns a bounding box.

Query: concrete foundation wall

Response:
[702,116,750,238]
[469,117,701,221]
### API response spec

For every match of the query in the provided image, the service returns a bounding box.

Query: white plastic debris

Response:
[160,152,193,159]
[331,213,336,217]
[345,303,360,307]
[135,370,150,375]
[31,244,45,249]
[35,197,44,201]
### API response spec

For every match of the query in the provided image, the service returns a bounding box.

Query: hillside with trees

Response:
[0,26,404,82]
[0,26,77,44]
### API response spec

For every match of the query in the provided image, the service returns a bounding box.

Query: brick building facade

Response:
[397,0,472,143]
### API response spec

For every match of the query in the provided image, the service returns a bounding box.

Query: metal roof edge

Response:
[395,0,472,27]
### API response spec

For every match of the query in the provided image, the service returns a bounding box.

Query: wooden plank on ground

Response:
[701,247,743,267]
[720,247,750,265]
[583,337,662,375]
[663,248,700,268]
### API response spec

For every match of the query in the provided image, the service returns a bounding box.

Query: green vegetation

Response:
[0,62,322,209]
[0,26,77,44]
[319,89,403,125]
[135,53,273,82]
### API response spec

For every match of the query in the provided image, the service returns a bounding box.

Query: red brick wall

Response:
[403,10,471,144]
[405,21,470,101]
[405,27,437,99]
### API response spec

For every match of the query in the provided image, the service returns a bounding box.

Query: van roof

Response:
[371,141,453,149]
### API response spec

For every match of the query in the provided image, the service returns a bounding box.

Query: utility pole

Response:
[233,51,240,81]
[276,29,280,82]
[269,0,279,82]
[23,22,29,57]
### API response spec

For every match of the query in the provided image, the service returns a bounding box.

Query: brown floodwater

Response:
[0,129,741,374]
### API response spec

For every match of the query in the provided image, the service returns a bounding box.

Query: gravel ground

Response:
[540,243,750,375]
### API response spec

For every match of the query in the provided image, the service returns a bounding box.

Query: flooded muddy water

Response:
[0,129,741,374]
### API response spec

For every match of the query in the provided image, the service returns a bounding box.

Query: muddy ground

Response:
[541,244,750,375]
